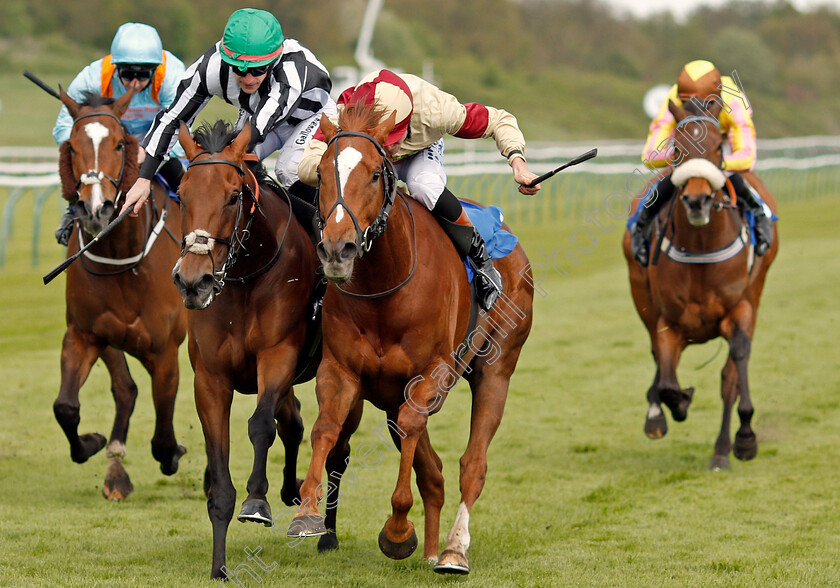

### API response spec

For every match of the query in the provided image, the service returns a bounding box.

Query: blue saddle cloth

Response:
[626,181,778,248]
[460,200,519,282]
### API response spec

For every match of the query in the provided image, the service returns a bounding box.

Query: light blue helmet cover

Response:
[110,23,163,65]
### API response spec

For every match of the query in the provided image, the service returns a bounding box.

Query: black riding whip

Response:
[527,148,598,187]
[23,70,62,100]
[43,208,133,285]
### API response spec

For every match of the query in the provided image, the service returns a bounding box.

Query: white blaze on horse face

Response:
[333,146,364,224]
[84,122,110,210]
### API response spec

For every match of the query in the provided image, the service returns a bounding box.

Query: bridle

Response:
[315,130,418,298]
[179,153,291,292]
[674,115,736,212]
[69,111,128,207]
[315,131,398,256]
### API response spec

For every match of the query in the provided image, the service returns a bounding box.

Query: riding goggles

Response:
[118,66,155,82]
[231,62,273,77]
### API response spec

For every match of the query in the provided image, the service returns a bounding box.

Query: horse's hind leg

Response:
[729,317,757,462]
[711,357,737,470]
[99,346,138,500]
[644,364,667,438]
[317,400,363,553]
[143,343,186,475]
[276,392,305,508]
[54,326,107,464]
[436,370,509,575]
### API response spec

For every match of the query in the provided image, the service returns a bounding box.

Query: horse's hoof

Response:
[287,513,326,537]
[238,498,273,526]
[434,549,470,575]
[102,458,134,501]
[733,432,758,461]
[72,432,107,464]
[281,478,303,507]
[662,387,694,422]
[644,413,668,439]
[159,444,187,476]
[708,455,731,471]
[378,525,418,560]
[317,532,339,553]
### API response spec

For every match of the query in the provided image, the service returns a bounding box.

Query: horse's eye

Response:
[116,142,125,151]
[227,191,240,206]
[372,170,381,183]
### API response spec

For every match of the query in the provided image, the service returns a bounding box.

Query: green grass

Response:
[1,185,839,587]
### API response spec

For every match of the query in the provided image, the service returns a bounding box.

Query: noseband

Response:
[315,131,398,256]
[70,111,128,206]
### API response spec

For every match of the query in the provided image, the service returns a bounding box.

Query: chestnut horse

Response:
[289,104,534,575]
[174,120,322,579]
[622,100,778,469]
[54,90,187,500]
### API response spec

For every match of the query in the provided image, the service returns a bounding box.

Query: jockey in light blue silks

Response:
[52,23,187,245]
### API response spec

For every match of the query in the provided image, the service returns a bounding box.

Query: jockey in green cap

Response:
[121,8,335,216]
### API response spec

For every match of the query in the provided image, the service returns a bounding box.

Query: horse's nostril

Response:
[99,201,115,219]
[316,242,328,261]
[341,242,358,261]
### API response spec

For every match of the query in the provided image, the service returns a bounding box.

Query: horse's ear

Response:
[112,86,136,118]
[59,85,81,119]
[178,122,202,161]
[370,111,397,147]
[230,122,252,161]
[669,99,688,122]
[320,113,338,143]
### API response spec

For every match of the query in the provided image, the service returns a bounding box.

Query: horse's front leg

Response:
[318,400,364,553]
[383,410,444,563]
[379,369,445,561]
[99,346,138,500]
[290,360,360,537]
[194,367,236,580]
[649,318,689,432]
[142,341,186,475]
[54,326,107,464]
[238,351,296,526]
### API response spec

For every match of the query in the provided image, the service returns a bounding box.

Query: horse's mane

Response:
[78,91,116,108]
[192,119,278,190]
[338,102,391,134]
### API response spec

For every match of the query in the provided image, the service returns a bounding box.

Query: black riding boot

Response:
[431,188,503,311]
[630,175,675,266]
[727,173,773,256]
[158,157,184,193]
[55,204,75,246]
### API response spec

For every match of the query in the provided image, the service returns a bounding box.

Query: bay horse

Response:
[54,89,187,500]
[288,104,534,575]
[173,120,322,579]
[622,100,779,469]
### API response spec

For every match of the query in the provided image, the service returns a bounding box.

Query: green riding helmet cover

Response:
[220,8,285,70]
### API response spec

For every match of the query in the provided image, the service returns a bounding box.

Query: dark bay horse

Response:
[55,90,187,500]
[174,120,322,579]
[622,100,778,469]
[289,105,534,575]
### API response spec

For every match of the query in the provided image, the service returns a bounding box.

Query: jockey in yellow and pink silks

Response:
[629,60,773,267]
